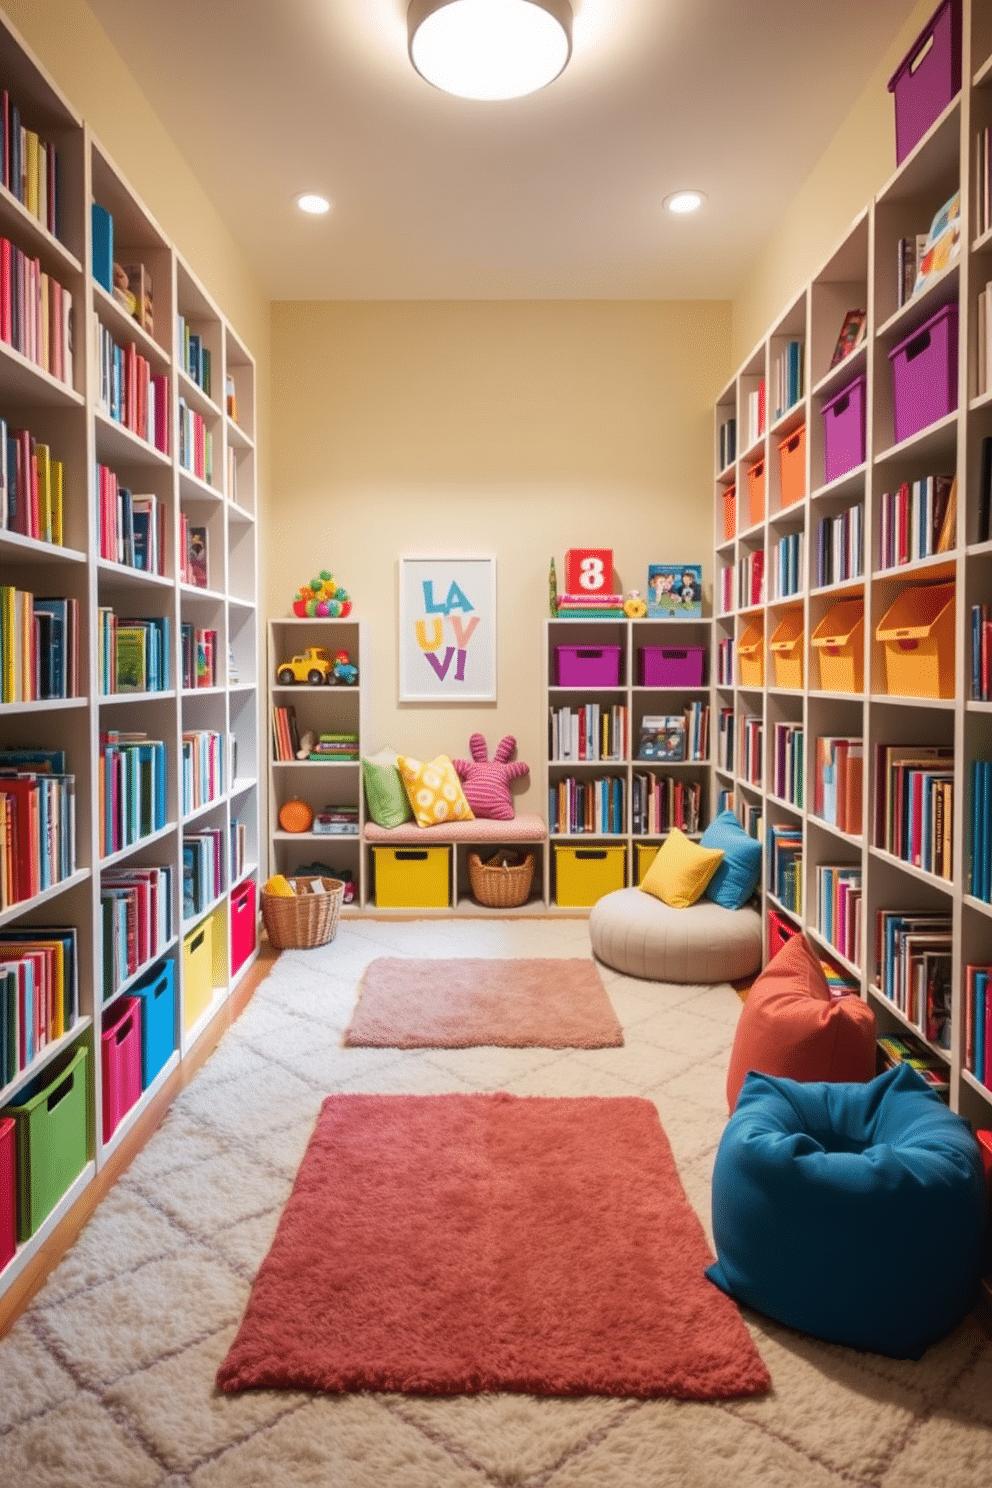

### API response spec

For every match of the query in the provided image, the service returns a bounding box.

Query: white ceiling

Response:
[84,0,921,301]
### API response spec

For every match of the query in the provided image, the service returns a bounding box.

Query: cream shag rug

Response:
[1,918,991,1487]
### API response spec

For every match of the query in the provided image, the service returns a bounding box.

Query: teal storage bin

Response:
[131,959,177,1088]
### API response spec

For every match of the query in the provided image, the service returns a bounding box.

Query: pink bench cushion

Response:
[363,813,547,845]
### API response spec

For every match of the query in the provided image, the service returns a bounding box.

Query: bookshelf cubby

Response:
[713,0,992,1129]
[0,10,260,1305]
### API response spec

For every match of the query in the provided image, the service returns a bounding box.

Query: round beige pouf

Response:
[588,888,762,983]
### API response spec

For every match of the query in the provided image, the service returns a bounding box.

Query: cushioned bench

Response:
[363,814,547,846]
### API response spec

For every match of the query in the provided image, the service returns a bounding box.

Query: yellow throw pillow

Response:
[397,754,475,828]
[639,827,725,908]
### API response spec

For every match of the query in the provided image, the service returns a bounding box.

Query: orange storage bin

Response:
[770,607,804,689]
[723,485,736,541]
[811,599,865,693]
[778,424,806,508]
[747,461,765,525]
[738,620,765,688]
[875,582,956,699]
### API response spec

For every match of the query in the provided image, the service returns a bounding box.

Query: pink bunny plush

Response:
[452,733,529,821]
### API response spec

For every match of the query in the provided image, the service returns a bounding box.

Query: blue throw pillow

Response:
[699,810,762,910]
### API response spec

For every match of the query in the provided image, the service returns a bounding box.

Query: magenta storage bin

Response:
[638,646,705,686]
[555,646,621,687]
[0,1115,15,1271]
[101,996,143,1142]
[822,375,866,483]
[887,0,961,166]
[889,303,958,445]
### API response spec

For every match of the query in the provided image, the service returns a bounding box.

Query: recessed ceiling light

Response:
[664,190,706,215]
[408,0,572,102]
[296,193,331,216]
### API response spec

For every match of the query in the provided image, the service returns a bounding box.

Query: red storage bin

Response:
[231,878,258,977]
[822,376,866,483]
[0,1115,15,1271]
[102,996,142,1142]
[889,304,958,444]
[887,0,962,166]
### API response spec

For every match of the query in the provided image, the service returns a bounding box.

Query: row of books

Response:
[313,803,360,834]
[272,705,302,763]
[549,703,627,762]
[178,512,209,588]
[96,464,165,573]
[0,236,73,385]
[717,794,762,842]
[716,706,735,774]
[180,625,219,690]
[548,775,625,835]
[873,743,954,880]
[736,549,764,609]
[181,730,224,814]
[183,828,224,920]
[631,774,703,836]
[2,588,79,702]
[0,754,77,910]
[309,734,359,762]
[553,591,626,618]
[99,733,168,859]
[95,324,169,453]
[1,89,61,238]
[98,609,171,695]
[226,445,238,506]
[636,704,708,762]
[897,190,960,309]
[771,721,803,806]
[100,865,174,1003]
[0,927,79,1089]
[718,565,733,616]
[176,318,212,398]
[877,1034,949,1098]
[877,475,955,569]
[768,823,802,913]
[178,397,214,485]
[970,607,992,702]
[816,864,861,968]
[771,531,803,600]
[739,713,762,787]
[815,502,863,588]
[812,736,863,836]
[874,909,951,1048]
[745,380,766,450]
[1,419,65,543]
[974,126,992,242]
[965,963,992,1089]
[969,759,992,902]
[718,416,736,472]
[716,637,734,686]
[772,340,803,422]
[231,819,248,880]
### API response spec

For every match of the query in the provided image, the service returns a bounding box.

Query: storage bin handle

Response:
[190,929,205,953]
[575,850,607,861]
[47,1070,76,1112]
[831,392,850,416]
[116,1012,135,1045]
[751,460,764,477]
[896,637,919,651]
[908,30,934,74]
[904,327,932,362]
[785,432,801,453]
[574,649,604,660]
[396,849,428,861]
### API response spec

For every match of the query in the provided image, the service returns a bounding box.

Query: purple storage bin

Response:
[887,0,961,166]
[555,645,621,687]
[638,646,705,687]
[888,303,958,445]
[822,375,866,483]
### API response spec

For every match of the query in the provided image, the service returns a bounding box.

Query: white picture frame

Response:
[398,555,497,702]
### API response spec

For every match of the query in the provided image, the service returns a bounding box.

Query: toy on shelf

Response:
[276,647,335,685]
[624,589,648,618]
[330,650,358,685]
[291,570,352,618]
[278,799,314,833]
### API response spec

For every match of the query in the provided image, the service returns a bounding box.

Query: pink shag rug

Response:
[343,956,624,1048]
[216,1093,771,1399]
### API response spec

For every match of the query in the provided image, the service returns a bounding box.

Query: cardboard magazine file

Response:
[769,608,805,689]
[738,621,765,689]
[811,600,865,693]
[747,460,765,526]
[875,582,956,699]
[778,424,806,509]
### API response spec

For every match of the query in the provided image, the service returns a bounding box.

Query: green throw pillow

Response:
[362,747,413,828]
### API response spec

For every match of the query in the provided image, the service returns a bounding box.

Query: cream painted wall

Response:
[270,300,731,809]
[731,0,937,365]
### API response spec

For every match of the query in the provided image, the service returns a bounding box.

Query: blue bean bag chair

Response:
[706,1063,987,1359]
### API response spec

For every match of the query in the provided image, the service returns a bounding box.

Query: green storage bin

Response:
[1,1044,90,1241]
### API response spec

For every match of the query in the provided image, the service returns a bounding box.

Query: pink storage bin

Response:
[887,0,962,166]
[0,1115,15,1271]
[555,646,621,687]
[822,375,866,483]
[101,996,143,1142]
[638,646,705,686]
[889,303,958,445]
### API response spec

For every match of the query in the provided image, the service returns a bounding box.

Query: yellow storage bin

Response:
[875,582,956,699]
[373,846,450,908]
[183,917,214,1032]
[635,843,660,884]
[770,607,804,689]
[811,599,865,693]
[554,844,626,907]
[738,621,765,688]
[778,424,806,508]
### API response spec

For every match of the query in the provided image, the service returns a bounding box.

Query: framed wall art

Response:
[398,555,497,702]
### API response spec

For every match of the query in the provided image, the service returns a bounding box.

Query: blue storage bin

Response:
[130,959,177,1088]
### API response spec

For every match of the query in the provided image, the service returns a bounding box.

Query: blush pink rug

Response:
[216,1093,771,1399]
[343,957,624,1048]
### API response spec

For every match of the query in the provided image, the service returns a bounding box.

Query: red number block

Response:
[564,548,613,594]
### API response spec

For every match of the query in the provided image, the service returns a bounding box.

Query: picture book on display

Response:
[646,564,702,618]
[912,190,961,296]
[829,309,866,368]
[636,715,686,761]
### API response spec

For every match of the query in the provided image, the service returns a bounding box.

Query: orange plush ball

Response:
[278,799,314,833]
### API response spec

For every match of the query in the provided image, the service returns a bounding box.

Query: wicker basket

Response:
[261,876,344,950]
[468,850,535,909]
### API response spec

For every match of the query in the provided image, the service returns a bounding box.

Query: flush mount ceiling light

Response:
[296,193,331,215]
[408,0,572,101]
[664,190,706,215]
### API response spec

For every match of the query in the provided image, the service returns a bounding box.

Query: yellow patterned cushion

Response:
[639,826,724,908]
[397,754,475,828]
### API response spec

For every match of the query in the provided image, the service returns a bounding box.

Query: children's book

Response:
[646,563,702,618]
[637,715,686,761]
[187,525,208,588]
[829,308,866,367]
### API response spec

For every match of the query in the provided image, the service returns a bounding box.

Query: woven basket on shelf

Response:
[468,850,535,909]
[261,876,344,950]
